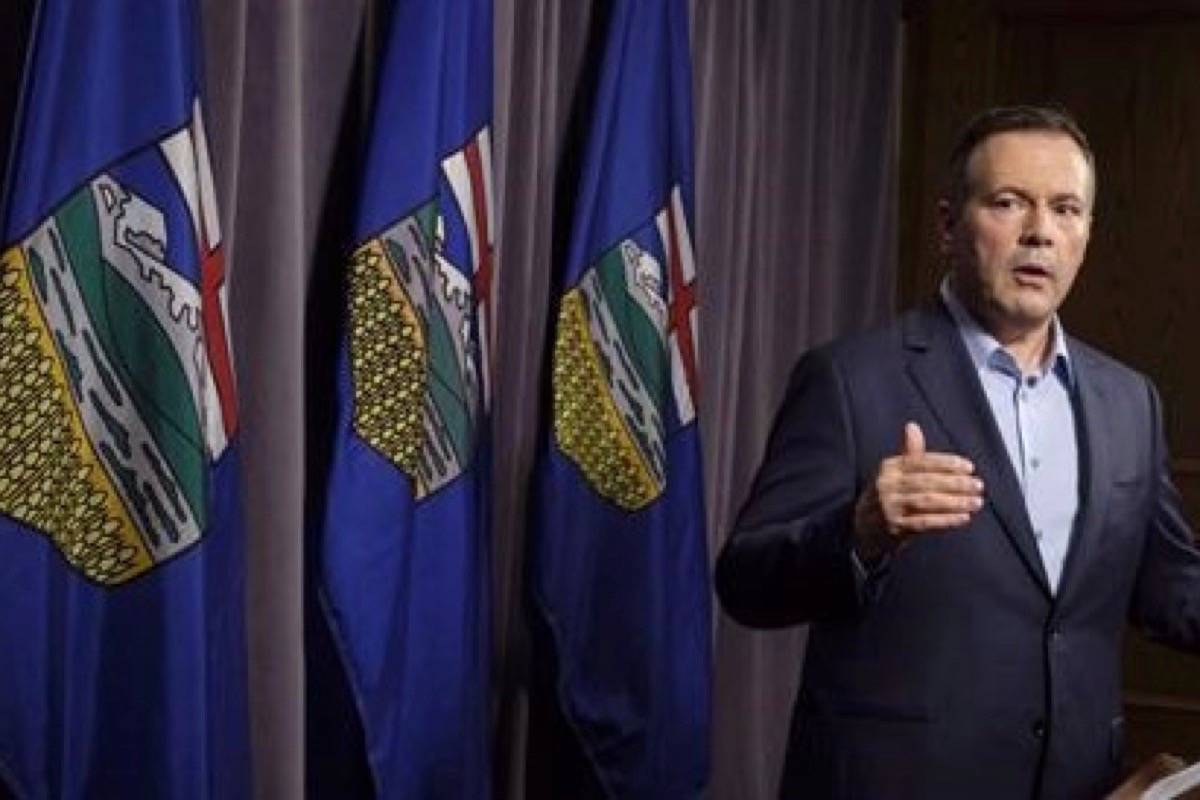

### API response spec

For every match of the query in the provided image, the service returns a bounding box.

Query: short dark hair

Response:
[943,104,1095,213]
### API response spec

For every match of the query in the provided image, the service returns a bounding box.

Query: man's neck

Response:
[943,276,1057,374]
[989,320,1054,374]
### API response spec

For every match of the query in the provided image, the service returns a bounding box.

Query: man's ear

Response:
[936,198,956,257]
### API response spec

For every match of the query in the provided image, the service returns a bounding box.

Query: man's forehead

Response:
[966,130,1094,195]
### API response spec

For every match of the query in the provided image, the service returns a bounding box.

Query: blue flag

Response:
[317,0,493,796]
[0,1,248,798]
[530,0,711,796]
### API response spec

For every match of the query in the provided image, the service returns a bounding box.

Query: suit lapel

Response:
[902,304,1052,597]
[1056,344,1112,599]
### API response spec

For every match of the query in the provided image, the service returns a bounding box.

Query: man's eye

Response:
[990,197,1018,210]
[1053,204,1082,217]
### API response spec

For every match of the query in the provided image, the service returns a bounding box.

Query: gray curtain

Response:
[202,3,368,797]
[694,2,900,795]
[193,0,900,797]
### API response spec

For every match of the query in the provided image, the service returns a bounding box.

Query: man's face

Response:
[940,130,1094,340]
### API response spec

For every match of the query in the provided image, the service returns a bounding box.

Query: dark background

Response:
[0,2,36,192]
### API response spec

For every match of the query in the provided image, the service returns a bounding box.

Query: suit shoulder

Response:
[807,313,910,367]
[1068,336,1152,390]
[1068,335,1163,429]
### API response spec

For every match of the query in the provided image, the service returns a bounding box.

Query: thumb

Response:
[902,421,925,457]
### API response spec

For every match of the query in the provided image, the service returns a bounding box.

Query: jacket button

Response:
[1032,720,1046,738]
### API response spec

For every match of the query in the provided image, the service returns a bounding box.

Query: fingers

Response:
[904,452,976,474]
[879,483,983,536]
[892,490,984,519]
[876,421,985,538]
[903,421,925,458]
[893,472,983,496]
[897,422,973,474]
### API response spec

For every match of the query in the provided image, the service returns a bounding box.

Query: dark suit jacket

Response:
[715,301,1200,799]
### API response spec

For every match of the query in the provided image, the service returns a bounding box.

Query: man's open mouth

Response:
[1013,264,1052,280]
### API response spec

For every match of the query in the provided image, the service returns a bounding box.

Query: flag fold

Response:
[0,1,248,797]
[317,1,494,797]
[531,0,712,796]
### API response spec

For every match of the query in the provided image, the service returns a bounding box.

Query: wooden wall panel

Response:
[899,0,1001,305]
[1124,689,1200,769]
[902,0,1200,767]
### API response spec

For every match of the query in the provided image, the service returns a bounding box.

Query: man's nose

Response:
[1019,205,1054,246]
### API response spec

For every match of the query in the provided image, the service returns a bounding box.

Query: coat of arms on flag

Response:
[0,100,236,586]
[553,185,698,510]
[347,127,493,499]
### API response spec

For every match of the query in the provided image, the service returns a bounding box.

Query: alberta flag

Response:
[317,0,493,796]
[530,0,711,796]
[0,1,247,798]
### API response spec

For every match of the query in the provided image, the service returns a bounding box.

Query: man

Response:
[715,106,1200,799]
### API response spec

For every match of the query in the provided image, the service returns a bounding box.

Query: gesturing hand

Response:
[853,422,984,564]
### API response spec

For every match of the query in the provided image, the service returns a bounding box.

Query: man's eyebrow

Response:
[1048,191,1087,203]
[983,186,1087,204]
[982,185,1031,199]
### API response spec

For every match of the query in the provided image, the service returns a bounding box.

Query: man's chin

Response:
[1004,286,1060,313]
[983,295,1057,332]
[1001,305,1056,332]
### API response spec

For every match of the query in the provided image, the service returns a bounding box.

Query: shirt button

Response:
[1032,720,1046,738]
[1025,376,1038,388]
[1030,457,1041,469]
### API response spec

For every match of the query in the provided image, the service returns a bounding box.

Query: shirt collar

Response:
[939,276,1074,388]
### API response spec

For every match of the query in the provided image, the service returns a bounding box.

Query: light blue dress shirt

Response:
[940,280,1079,593]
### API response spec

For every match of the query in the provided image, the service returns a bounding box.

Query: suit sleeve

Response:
[1129,378,1200,650]
[714,347,862,628]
